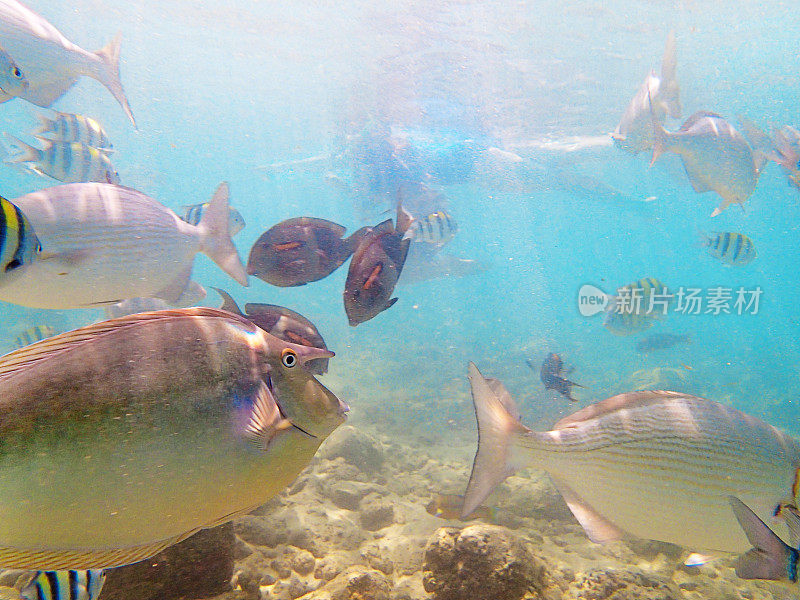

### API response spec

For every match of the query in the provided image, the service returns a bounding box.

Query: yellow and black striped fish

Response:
[180,202,245,236]
[702,232,756,266]
[33,112,113,151]
[4,134,120,185]
[603,277,670,336]
[403,210,457,246]
[0,196,40,275]
[20,570,105,600]
[15,325,57,348]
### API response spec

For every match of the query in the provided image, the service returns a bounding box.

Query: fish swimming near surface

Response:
[402,210,458,247]
[0,0,135,125]
[214,288,330,375]
[343,209,412,326]
[181,202,245,236]
[0,195,40,281]
[651,111,758,216]
[603,277,670,336]
[18,569,105,600]
[0,307,347,569]
[728,496,800,583]
[14,324,56,348]
[4,134,120,184]
[739,118,800,190]
[0,42,26,97]
[528,352,582,402]
[701,232,757,266]
[247,218,367,287]
[463,363,800,554]
[0,182,248,309]
[612,31,681,154]
[426,494,496,523]
[32,112,113,150]
[635,332,691,353]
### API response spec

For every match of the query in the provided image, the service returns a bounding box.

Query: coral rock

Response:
[573,569,681,600]
[319,426,385,474]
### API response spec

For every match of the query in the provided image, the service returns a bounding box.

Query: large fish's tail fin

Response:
[659,31,681,119]
[93,33,136,128]
[462,362,531,517]
[3,132,42,165]
[198,182,249,287]
[728,496,798,582]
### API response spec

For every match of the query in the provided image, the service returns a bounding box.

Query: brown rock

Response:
[319,426,385,474]
[103,523,234,600]
[297,567,391,600]
[359,493,395,531]
[574,569,681,600]
[422,525,545,600]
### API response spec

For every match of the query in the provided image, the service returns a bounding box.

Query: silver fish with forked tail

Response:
[0,307,347,570]
[0,0,134,125]
[463,362,800,554]
[0,182,248,309]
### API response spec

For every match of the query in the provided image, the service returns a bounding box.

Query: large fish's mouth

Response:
[265,371,316,439]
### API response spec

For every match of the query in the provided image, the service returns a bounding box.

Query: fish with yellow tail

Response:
[651,111,758,217]
[0,195,40,280]
[463,362,800,554]
[701,232,757,266]
[612,31,681,154]
[603,277,669,336]
[0,307,347,570]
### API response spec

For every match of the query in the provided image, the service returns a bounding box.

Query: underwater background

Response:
[3,1,800,599]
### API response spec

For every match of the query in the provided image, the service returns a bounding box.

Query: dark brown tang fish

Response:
[214,287,330,374]
[246,217,367,287]
[343,211,411,326]
[528,352,583,402]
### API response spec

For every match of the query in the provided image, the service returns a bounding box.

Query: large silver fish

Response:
[0,182,247,309]
[463,363,800,553]
[0,307,347,570]
[612,32,680,154]
[0,0,134,125]
[651,111,758,216]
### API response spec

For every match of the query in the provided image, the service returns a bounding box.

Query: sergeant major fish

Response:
[612,31,681,154]
[0,42,25,97]
[635,332,691,353]
[14,325,56,348]
[651,111,758,216]
[4,134,120,184]
[528,353,582,402]
[701,232,757,266]
[214,288,330,375]
[0,195,40,281]
[0,0,134,125]
[32,112,112,150]
[603,277,669,336]
[463,363,800,554]
[19,570,105,600]
[402,210,457,247]
[181,203,245,236]
[343,209,412,326]
[0,182,248,309]
[0,307,347,569]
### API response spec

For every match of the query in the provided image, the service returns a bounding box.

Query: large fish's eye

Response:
[281,348,297,368]
[12,67,20,78]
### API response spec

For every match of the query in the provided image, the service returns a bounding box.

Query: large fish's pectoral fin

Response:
[550,476,629,543]
[22,74,80,108]
[154,264,193,305]
[240,382,306,451]
[38,248,94,267]
[728,496,797,582]
[463,363,531,517]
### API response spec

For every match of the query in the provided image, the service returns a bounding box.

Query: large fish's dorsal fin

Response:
[679,111,724,132]
[280,217,347,238]
[728,496,796,582]
[554,390,700,429]
[550,476,630,543]
[0,307,254,381]
[212,287,244,315]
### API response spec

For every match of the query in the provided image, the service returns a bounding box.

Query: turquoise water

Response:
[3,0,800,598]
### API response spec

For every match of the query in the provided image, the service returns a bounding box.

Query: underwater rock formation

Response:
[318,425,386,474]
[421,524,546,600]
